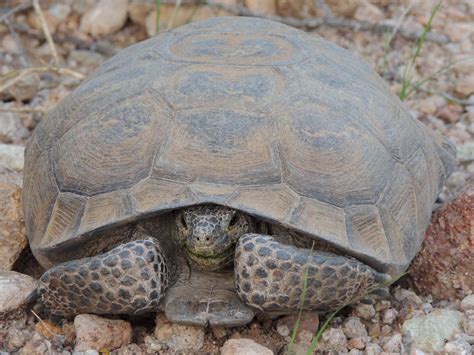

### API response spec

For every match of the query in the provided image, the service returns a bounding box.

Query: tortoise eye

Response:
[229,215,239,227]
[180,214,187,228]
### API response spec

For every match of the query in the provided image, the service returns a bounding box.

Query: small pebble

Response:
[74,314,132,352]
[382,308,398,324]
[460,295,474,312]
[381,333,402,352]
[220,339,272,355]
[444,337,472,354]
[354,303,376,320]
[321,328,348,352]
[343,317,368,339]
[154,313,204,351]
[348,337,365,350]
[365,343,382,355]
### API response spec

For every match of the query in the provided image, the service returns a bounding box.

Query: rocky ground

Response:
[0,0,473,354]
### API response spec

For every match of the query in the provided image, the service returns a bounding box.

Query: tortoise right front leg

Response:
[38,238,170,317]
[235,234,390,313]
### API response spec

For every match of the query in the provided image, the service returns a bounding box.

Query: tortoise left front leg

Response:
[234,234,390,313]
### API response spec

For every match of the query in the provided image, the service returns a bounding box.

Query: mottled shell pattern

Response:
[23,17,456,274]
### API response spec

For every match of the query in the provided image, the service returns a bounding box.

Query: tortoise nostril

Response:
[206,237,210,241]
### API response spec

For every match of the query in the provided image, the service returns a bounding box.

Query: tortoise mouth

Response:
[185,245,235,270]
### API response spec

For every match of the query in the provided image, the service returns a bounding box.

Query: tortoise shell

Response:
[23,17,456,274]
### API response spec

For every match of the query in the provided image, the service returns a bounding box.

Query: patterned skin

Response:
[38,204,389,318]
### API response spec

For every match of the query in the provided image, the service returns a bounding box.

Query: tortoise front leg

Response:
[38,238,170,317]
[234,234,390,313]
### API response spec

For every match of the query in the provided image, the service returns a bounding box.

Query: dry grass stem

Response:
[0,106,47,114]
[0,66,85,93]
[32,0,60,65]
[30,309,56,338]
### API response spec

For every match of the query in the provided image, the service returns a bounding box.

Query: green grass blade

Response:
[404,56,473,99]
[303,271,410,354]
[400,0,442,100]
[155,0,161,35]
[287,242,315,355]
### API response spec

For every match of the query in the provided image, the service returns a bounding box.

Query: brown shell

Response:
[23,17,456,274]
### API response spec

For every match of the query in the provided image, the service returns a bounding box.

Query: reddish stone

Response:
[409,187,473,300]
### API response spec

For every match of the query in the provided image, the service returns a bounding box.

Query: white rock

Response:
[80,0,128,36]
[402,309,464,352]
[0,270,37,318]
[74,314,132,352]
[382,308,398,324]
[221,339,273,355]
[354,303,376,320]
[0,144,24,171]
[0,113,28,144]
[365,343,382,355]
[382,333,402,352]
[154,313,204,351]
[457,142,474,163]
[460,295,474,311]
[343,317,368,339]
[444,338,472,355]
[321,328,348,351]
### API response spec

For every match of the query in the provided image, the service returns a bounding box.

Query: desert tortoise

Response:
[22,17,456,327]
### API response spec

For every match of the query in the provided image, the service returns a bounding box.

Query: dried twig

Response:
[0,67,85,93]
[11,22,117,56]
[0,106,47,114]
[0,3,32,24]
[32,0,60,65]
[201,0,450,44]
[30,309,56,338]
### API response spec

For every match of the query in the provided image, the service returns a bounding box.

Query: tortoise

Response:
[22,17,456,327]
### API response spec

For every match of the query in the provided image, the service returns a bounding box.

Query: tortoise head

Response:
[176,205,255,270]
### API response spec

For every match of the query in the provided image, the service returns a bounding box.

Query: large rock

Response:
[154,313,204,351]
[0,183,27,270]
[409,188,473,300]
[0,144,25,172]
[80,0,128,36]
[221,339,273,355]
[74,314,132,352]
[0,270,37,319]
[402,309,464,352]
